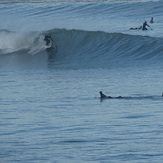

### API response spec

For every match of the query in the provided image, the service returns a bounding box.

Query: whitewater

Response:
[1,0,163,162]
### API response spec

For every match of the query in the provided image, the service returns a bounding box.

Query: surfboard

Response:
[45,42,53,49]
[45,42,52,49]
[45,41,57,54]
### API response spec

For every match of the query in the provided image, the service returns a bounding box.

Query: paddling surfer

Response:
[99,91,122,99]
[99,91,111,99]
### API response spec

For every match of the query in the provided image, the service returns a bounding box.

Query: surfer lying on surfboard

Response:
[99,91,122,99]
[44,34,53,46]
[99,91,163,100]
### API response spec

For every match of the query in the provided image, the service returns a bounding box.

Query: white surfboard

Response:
[45,41,52,49]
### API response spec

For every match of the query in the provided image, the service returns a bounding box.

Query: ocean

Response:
[1,0,163,162]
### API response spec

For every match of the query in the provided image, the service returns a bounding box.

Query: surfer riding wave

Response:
[44,34,53,46]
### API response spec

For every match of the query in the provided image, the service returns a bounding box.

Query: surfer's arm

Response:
[147,24,150,27]
[50,36,53,41]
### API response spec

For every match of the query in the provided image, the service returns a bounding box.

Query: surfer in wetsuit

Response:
[99,91,111,99]
[100,91,163,100]
[44,34,53,46]
[150,17,154,24]
[99,91,122,99]
[142,21,150,31]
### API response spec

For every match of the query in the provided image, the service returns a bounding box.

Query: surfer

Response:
[150,17,154,24]
[99,91,111,98]
[99,91,122,99]
[44,34,53,46]
[142,21,150,31]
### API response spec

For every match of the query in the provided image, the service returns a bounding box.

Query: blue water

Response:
[1,0,163,162]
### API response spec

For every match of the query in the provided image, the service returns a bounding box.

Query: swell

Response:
[1,1,163,33]
[0,28,163,69]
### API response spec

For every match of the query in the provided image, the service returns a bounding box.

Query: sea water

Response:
[1,0,163,162]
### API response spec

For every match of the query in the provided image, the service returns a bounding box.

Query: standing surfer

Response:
[142,21,150,31]
[44,34,53,46]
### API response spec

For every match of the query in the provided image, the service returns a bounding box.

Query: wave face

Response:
[0,1,163,69]
[1,28,163,69]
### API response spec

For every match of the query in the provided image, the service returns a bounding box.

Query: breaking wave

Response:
[0,28,163,69]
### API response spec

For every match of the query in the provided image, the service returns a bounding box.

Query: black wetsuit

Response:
[142,21,150,31]
[150,17,154,24]
[100,93,107,98]
[44,35,53,45]
[99,91,111,99]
